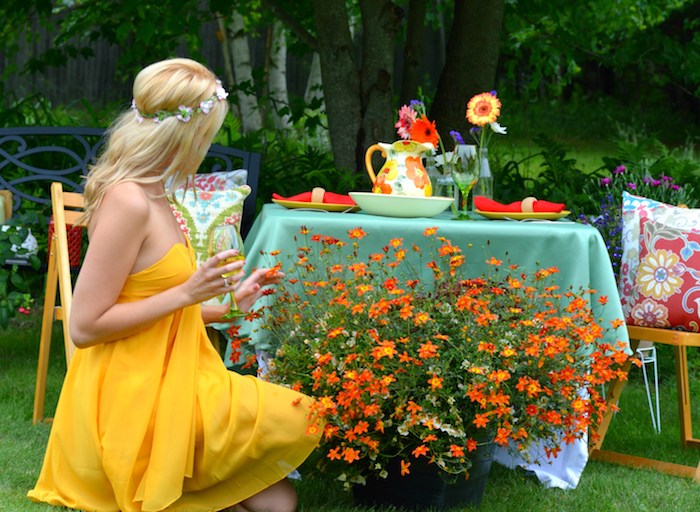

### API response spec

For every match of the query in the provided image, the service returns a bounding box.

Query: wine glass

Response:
[208,224,247,319]
[449,151,480,220]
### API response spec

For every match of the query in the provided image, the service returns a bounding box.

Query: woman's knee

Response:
[238,478,298,512]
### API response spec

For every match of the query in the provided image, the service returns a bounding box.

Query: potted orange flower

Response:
[258,226,631,509]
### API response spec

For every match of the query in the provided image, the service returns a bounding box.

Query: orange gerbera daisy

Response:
[409,115,439,147]
[466,91,501,127]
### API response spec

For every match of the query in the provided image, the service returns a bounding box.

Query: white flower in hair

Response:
[215,80,229,101]
[131,99,145,123]
[199,99,215,114]
[176,106,193,122]
[130,78,228,123]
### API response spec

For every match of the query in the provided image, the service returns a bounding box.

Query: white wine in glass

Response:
[208,224,246,319]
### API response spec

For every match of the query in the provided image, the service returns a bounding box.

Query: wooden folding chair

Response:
[33,182,85,424]
[589,325,700,481]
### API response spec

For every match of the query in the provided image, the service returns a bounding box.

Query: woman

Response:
[28,58,321,512]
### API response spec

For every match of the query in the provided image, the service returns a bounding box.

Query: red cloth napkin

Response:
[473,196,566,213]
[272,191,356,205]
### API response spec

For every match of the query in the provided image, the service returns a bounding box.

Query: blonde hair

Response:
[82,58,229,224]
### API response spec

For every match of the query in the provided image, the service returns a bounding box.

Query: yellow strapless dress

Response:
[28,242,321,511]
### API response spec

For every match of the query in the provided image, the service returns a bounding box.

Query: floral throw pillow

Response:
[619,191,700,319]
[170,185,251,269]
[626,219,700,331]
[177,170,248,192]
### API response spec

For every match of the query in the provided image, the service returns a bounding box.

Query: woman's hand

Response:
[234,267,285,313]
[184,249,246,304]
[200,266,284,325]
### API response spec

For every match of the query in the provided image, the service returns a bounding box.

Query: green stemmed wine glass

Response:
[449,151,480,220]
[208,224,247,319]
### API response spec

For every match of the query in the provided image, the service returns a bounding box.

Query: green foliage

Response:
[255,130,364,206]
[0,224,41,329]
[216,108,364,211]
[493,134,597,210]
[0,90,115,127]
[503,0,699,98]
[602,136,700,198]
[578,136,699,273]
[7,0,209,81]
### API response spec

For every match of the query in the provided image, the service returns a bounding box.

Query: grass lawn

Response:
[2,313,700,511]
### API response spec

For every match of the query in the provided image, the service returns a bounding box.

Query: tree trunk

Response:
[216,15,241,119]
[430,0,505,137]
[399,0,427,105]
[312,0,362,173]
[304,52,324,110]
[228,10,262,133]
[358,0,404,159]
[268,20,292,130]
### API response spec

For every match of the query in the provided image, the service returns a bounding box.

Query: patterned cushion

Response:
[170,186,251,268]
[619,192,700,319]
[626,219,700,331]
[177,170,248,193]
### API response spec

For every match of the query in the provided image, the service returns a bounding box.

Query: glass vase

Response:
[471,148,492,210]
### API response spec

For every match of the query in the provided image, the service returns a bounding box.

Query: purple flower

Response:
[643,176,652,184]
[627,182,637,190]
[410,99,424,108]
[450,130,465,145]
[470,127,481,136]
[613,165,626,175]
[671,184,680,190]
[651,179,662,186]
[600,177,612,186]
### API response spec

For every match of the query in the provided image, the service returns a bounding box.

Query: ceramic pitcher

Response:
[364,140,433,197]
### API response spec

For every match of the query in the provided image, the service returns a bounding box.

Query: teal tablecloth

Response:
[242,204,628,351]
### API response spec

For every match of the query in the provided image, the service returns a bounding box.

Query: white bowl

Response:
[349,192,453,218]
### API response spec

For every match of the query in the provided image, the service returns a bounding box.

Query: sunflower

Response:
[409,115,439,148]
[466,91,501,127]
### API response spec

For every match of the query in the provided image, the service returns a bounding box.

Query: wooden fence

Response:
[0,19,312,109]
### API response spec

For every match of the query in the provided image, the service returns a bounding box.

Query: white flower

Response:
[176,106,193,122]
[131,99,144,123]
[215,79,229,100]
[199,99,215,114]
[490,122,508,135]
[434,144,477,167]
[454,143,477,162]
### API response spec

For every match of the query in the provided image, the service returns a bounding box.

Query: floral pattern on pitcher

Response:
[365,140,433,197]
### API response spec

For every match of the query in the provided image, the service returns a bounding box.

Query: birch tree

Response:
[218,10,263,133]
[267,20,292,130]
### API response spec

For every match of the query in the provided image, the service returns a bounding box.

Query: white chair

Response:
[636,340,661,434]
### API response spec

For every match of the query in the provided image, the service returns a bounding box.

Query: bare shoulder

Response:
[90,182,153,239]
[100,182,151,218]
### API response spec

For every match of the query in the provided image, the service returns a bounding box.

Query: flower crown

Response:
[132,79,229,123]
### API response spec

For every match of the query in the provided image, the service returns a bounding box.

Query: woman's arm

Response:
[70,183,244,347]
